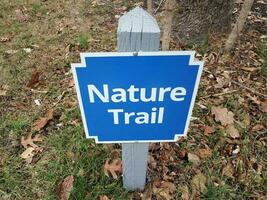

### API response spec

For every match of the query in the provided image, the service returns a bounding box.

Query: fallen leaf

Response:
[32,109,54,131]
[211,106,234,126]
[15,9,28,22]
[259,100,267,113]
[34,99,41,106]
[27,71,41,88]
[214,77,226,88]
[5,50,18,55]
[191,172,207,198]
[99,195,110,200]
[21,133,43,149]
[232,145,240,155]
[196,148,212,159]
[240,67,260,72]
[20,147,35,164]
[104,159,122,179]
[152,181,176,200]
[203,125,215,135]
[178,148,187,159]
[188,153,200,165]
[246,94,260,105]
[142,184,152,200]
[23,48,32,53]
[251,124,265,132]
[222,163,234,178]
[0,37,10,42]
[226,125,240,139]
[0,90,7,96]
[58,175,74,200]
[180,185,189,200]
[68,79,74,87]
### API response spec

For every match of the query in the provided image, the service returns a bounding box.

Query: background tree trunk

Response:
[225,0,254,51]
[162,0,177,50]
[172,0,234,45]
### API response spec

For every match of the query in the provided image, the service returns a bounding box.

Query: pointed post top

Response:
[118,6,160,34]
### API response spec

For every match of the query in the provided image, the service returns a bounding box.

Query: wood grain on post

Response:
[117,7,160,190]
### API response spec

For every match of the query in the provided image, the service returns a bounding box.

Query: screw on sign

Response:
[71,7,204,190]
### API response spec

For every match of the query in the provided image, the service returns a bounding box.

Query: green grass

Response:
[257,42,267,76]
[0,111,128,199]
[78,34,89,50]
[0,0,266,199]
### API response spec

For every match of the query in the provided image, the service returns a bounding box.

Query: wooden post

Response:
[117,7,160,190]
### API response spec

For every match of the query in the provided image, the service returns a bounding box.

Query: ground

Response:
[0,0,266,200]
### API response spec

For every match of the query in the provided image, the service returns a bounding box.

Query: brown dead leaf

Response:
[196,148,212,159]
[251,124,265,132]
[0,89,7,96]
[259,100,267,113]
[178,148,187,159]
[27,71,41,88]
[58,175,74,200]
[104,159,122,179]
[142,184,152,200]
[20,147,35,164]
[0,37,10,42]
[222,163,234,178]
[68,79,74,87]
[240,67,260,72]
[99,195,110,200]
[15,9,28,22]
[191,172,207,198]
[203,125,215,135]
[21,133,43,149]
[180,185,189,200]
[211,106,234,126]
[188,153,200,165]
[226,125,240,139]
[152,181,176,200]
[32,109,54,131]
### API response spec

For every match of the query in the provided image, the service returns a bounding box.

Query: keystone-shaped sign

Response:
[72,51,203,143]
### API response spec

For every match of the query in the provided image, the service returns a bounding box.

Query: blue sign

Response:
[72,51,203,143]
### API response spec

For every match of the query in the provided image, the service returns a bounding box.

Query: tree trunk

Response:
[162,0,177,50]
[225,0,254,52]
[172,0,234,45]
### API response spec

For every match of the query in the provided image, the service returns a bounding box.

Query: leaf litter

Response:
[58,175,74,200]
[20,133,43,164]
[211,106,235,126]
[104,159,122,179]
[32,109,54,131]
[1,0,266,199]
[21,133,43,149]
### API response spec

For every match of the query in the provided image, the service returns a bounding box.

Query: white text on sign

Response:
[87,84,186,125]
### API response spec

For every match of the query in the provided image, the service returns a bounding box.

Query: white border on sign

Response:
[71,51,204,143]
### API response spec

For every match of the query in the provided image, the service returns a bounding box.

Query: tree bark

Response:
[147,0,153,14]
[172,0,234,45]
[225,0,254,52]
[162,0,177,50]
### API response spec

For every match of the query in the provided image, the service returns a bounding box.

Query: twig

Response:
[154,0,166,14]
[30,89,48,94]
[203,90,238,98]
[52,90,68,107]
[231,80,267,98]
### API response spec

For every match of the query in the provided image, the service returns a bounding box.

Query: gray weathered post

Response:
[117,7,160,190]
